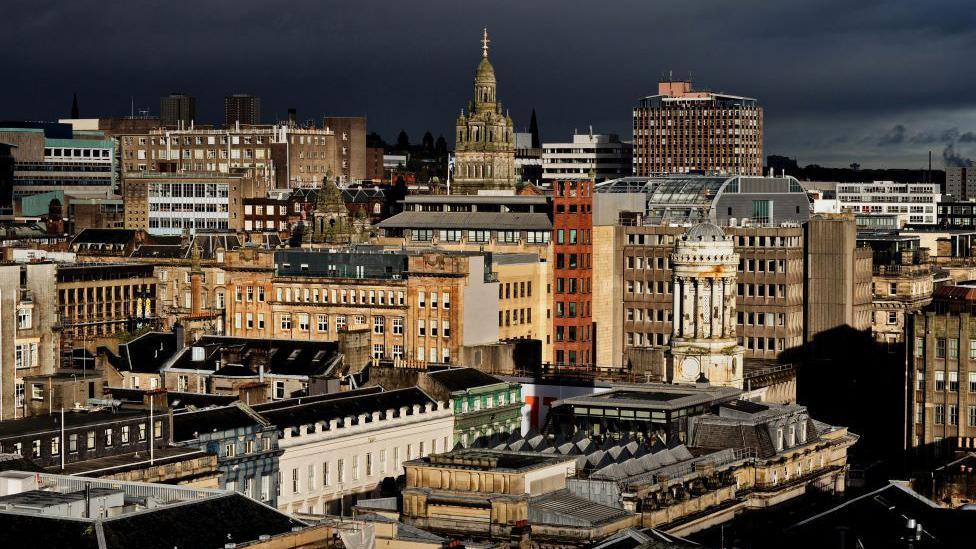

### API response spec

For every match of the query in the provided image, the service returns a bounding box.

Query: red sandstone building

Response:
[552,180,594,368]
[633,80,763,177]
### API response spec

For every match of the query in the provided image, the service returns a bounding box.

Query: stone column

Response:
[696,278,709,339]
[672,278,682,337]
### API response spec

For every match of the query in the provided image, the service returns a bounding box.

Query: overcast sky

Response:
[3,0,975,168]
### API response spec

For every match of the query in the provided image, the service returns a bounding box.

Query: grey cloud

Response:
[878,125,907,146]
[3,0,976,168]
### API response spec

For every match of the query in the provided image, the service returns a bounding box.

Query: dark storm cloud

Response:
[3,0,976,168]
[878,125,907,146]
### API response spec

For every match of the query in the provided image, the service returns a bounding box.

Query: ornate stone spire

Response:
[481,27,490,58]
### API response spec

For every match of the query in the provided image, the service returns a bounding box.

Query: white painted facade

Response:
[542,133,632,182]
[836,181,941,227]
[147,180,230,235]
[276,401,454,514]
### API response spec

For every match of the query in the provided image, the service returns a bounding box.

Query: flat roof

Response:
[412,449,573,472]
[554,383,741,411]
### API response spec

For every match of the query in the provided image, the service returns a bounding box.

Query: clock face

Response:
[681,358,699,380]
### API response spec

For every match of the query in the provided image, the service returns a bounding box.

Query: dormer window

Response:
[776,428,784,452]
[788,425,796,447]
[799,421,807,444]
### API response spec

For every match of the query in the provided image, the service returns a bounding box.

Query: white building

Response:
[146,177,231,235]
[542,132,632,182]
[836,181,941,227]
[668,223,744,389]
[255,386,454,515]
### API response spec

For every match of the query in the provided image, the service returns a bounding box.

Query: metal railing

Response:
[37,472,224,501]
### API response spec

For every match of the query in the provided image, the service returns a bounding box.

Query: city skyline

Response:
[3,1,976,169]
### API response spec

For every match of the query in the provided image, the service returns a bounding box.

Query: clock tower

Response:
[668,222,744,388]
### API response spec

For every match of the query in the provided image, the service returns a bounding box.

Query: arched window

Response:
[373,203,382,214]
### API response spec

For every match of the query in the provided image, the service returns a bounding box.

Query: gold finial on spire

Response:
[481,28,490,58]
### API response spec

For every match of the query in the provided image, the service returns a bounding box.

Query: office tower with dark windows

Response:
[224,94,261,126]
[633,80,763,177]
[159,93,196,128]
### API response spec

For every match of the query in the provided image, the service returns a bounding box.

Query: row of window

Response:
[920,337,976,360]
[1,421,162,459]
[409,229,549,244]
[499,281,532,300]
[287,437,450,495]
[266,286,408,307]
[499,308,532,327]
[919,370,976,393]
[926,404,976,427]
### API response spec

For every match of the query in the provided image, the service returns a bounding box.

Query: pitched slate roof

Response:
[426,367,506,393]
[172,404,267,442]
[254,387,438,432]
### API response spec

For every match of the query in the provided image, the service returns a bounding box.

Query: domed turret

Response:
[683,222,726,242]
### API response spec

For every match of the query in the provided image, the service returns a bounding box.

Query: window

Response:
[936,404,946,425]
[366,452,373,476]
[104,429,113,447]
[280,314,292,330]
[121,425,130,443]
[936,338,946,358]
[317,314,329,332]
[949,405,959,426]
[337,459,345,483]
[16,307,31,329]
[32,439,41,458]
[936,370,946,391]
[418,319,426,337]
[887,311,898,324]
[31,383,43,400]
[950,371,959,392]
[392,317,403,335]
[380,449,387,474]
[292,468,300,494]
[323,461,331,486]
[299,314,310,331]
[225,442,236,457]
[154,420,163,439]
[950,338,959,359]
[178,375,189,392]
[51,436,60,456]
[138,423,147,441]
[308,464,315,491]
[275,381,285,399]
[87,431,95,449]
[775,428,784,451]
[373,316,385,334]
[69,433,78,453]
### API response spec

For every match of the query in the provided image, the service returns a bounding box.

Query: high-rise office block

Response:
[160,93,196,128]
[947,166,976,200]
[633,80,763,176]
[224,94,261,126]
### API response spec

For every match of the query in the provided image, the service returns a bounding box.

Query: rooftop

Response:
[426,367,507,393]
[254,386,440,432]
[378,211,553,231]
[172,403,268,442]
[0,409,149,440]
[0,471,305,548]
[554,384,741,411]
[413,449,574,473]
